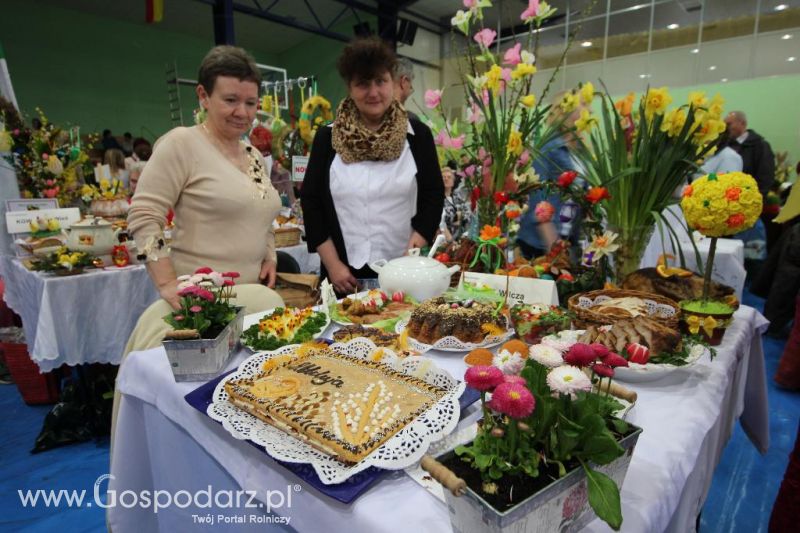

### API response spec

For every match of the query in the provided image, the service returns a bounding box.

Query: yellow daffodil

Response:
[644,86,672,119]
[580,82,594,105]
[511,62,536,80]
[693,117,726,146]
[574,109,597,133]
[99,178,111,190]
[485,64,504,94]
[506,129,523,156]
[46,219,60,232]
[688,91,708,109]
[707,93,725,119]
[559,91,579,114]
[29,220,40,233]
[520,94,536,108]
[661,108,687,137]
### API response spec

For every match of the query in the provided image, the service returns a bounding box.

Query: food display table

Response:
[109,305,769,533]
[0,255,159,372]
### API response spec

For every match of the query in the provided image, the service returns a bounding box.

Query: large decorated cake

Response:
[225,346,447,464]
[405,297,507,344]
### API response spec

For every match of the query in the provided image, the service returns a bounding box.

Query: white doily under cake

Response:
[207,338,464,484]
[394,317,514,353]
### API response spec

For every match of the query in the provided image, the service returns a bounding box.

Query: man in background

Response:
[393,57,417,119]
[724,111,775,196]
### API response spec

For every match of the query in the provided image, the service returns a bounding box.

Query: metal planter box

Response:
[443,425,642,533]
[162,307,245,382]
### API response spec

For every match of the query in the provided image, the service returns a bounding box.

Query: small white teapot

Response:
[65,216,121,256]
[369,235,459,301]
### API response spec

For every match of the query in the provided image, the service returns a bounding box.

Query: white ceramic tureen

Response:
[64,216,121,256]
[369,235,459,301]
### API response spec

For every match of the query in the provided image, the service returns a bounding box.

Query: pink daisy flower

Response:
[488,382,535,419]
[464,365,504,392]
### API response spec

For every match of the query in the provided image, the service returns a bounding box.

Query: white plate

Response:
[612,343,707,383]
[395,317,514,353]
[207,338,465,484]
[241,309,331,352]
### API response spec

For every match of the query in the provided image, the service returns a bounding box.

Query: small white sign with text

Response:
[6,207,82,234]
[291,156,309,182]
[462,272,559,306]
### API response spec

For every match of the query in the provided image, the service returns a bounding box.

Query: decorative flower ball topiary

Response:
[680,171,763,237]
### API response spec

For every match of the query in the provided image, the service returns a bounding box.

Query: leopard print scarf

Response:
[332,97,408,164]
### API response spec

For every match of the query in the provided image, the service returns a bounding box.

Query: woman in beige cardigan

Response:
[128,45,282,309]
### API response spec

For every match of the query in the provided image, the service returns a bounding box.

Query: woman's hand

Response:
[259,259,277,288]
[158,279,181,311]
[328,261,358,294]
[406,230,428,252]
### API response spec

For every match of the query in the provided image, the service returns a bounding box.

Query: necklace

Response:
[200,122,271,200]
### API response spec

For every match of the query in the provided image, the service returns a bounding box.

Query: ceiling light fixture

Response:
[775,4,788,11]
[691,48,700,54]
[581,41,592,47]
[708,65,717,70]
[721,78,728,82]
[667,23,680,29]
[782,34,793,40]
[639,73,651,79]
[788,56,797,62]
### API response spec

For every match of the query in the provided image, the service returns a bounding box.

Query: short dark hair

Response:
[336,36,397,83]
[198,45,261,95]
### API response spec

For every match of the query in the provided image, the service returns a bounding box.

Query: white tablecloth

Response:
[642,208,746,300]
[109,306,769,533]
[0,256,159,372]
[277,243,320,274]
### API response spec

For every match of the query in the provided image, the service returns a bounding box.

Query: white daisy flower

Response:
[541,330,583,352]
[492,349,525,375]
[529,344,564,368]
[546,365,592,398]
[209,271,225,287]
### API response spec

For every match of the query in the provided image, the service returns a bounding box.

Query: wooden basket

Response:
[274,227,301,248]
[2,343,60,405]
[567,289,681,330]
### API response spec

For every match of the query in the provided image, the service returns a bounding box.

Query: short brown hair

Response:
[336,36,397,83]
[198,45,261,95]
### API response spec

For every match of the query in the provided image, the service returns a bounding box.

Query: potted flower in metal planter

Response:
[162,267,245,381]
[679,171,763,345]
[427,342,641,532]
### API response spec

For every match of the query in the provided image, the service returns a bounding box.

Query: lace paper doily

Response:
[576,295,678,319]
[394,317,514,353]
[207,338,464,484]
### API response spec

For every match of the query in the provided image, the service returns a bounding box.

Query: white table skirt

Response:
[109,306,769,533]
[641,207,746,300]
[0,255,159,372]
[277,243,320,274]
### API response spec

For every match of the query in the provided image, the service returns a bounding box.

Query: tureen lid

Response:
[385,255,444,269]
[71,216,112,228]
